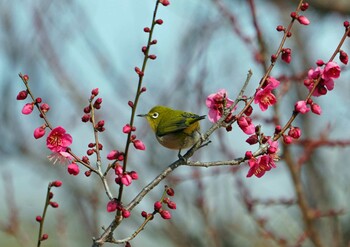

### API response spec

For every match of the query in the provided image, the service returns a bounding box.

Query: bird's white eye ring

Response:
[151,112,159,119]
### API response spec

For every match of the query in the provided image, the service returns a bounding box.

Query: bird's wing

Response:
[156,112,205,137]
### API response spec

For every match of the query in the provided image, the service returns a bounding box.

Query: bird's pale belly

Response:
[156,131,201,149]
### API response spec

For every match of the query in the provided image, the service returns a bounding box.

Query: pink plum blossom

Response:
[254,77,280,111]
[206,89,235,123]
[46,126,73,152]
[246,155,276,178]
[323,61,341,79]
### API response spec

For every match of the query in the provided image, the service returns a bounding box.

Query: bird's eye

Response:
[151,112,159,119]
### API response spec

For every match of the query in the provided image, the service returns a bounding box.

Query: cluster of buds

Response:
[17,74,51,139]
[106,199,130,218]
[86,142,103,156]
[107,150,125,161]
[273,2,310,64]
[81,88,104,131]
[121,123,146,150]
[35,180,63,242]
[114,163,138,186]
[141,186,176,220]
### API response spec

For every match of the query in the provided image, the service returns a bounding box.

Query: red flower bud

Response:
[160,210,171,219]
[154,201,162,211]
[16,90,28,100]
[91,88,99,96]
[51,180,62,187]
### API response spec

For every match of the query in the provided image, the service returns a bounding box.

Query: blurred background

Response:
[1,0,350,246]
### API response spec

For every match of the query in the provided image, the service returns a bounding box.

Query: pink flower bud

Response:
[114,164,123,175]
[106,200,118,212]
[267,139,279,153]
[34,126,46,139]
[297,16,310,25]
[129,171,138,180]
[246,135,258,145]
[81,114,90,122]
[41,234,48,241]
[51,180,62,187]
[281,48,292,63]
[123,124,133,133]
[155,19,163,25]
[40,103,50,113]
[166,187,175,196]
[245,151,253,159]
[288,126,302,139]
[316,59,325,66]
[160,210,172,219]
[50,201,59,208]
[276,25,284,32]
[148,54,157,60]
[36,216,42,222]
[121,174,132,186]
[300,3,309,11]
[22,103,34,115]
[167,201,177,210]
[154,201,162,211]
[294,100,310,114]
[91,88,99,96]
[159,0,170,6]
[283,135,293,144]
[122,209,131,218]
[67,163,80,176]
[107,150,118,160]
[133,140,146,150]
[237,116,255,135]
[311,103,322,115]
[339,50,348,65]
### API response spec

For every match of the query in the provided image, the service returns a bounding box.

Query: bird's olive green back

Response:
[156,109,205,137]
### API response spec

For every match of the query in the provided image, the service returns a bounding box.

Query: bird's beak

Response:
[137,114,147,117]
